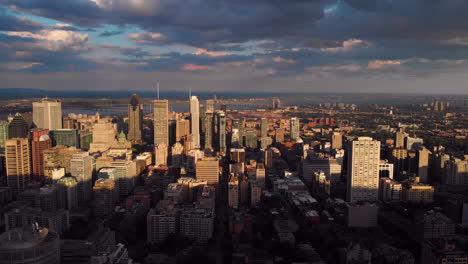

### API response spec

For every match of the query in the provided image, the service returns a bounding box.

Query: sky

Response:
[1,0,468,94]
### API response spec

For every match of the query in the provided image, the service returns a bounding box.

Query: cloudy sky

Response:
[1,0,468,94]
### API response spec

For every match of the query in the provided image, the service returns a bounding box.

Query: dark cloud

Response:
[99,30,124,37]
[0,12,43,31]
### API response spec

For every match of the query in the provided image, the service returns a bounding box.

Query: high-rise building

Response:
[218,113,226,153]
[196,157,219,185]
[89,121,117,152]
[171,142,184,168]
[290,117,300,140]
[5,206,69,235]
[347,137,380,203]
[390,147,408,179]
[175,118,190,142]
[190,96,200,149]
[57,176,78,210]
[331,132,343,149]
[179,207,214,244]
[44,146,80,179]
[154,99,169,146]
[0,120,9,149]
[31,129,51,179]
[93,178,117,217]
[128,94,143,143]
[245,129,257,149]
[0,227,60,264]
[155,144,168,166]
[8,113,29,138]
[275,128,285,143]
[5,138,30,199]
[228,180,239,209]
[33,98,62,130]
[395,130,407,148]
[70,152,93,206]
[204,99,215,150]
[147,202,179,244]
[49,129,79,147]
[261,118,268,138]
[417,147,431,183]
[302,157,342,184]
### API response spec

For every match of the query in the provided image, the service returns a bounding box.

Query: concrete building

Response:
[0,227,60,264]
[0,120,9,149]
[147,201,179,244]
[379,177,402,202]
[127,94,143,143]
[302,157,342,184]
[402,181,434,203]
[155,143,168,166]
[190,96,200,149]
[176,118,190,142]
[49,129,80,147]
[5,138,30,199]
[89,121,117,152]
[250,182,262,208]
[8,113,29,139]
[33,98,62,130]
[228,180,239,209]
[275,128,285,143]
[395,130,407,148]
[31,129,51,179]
[43,145,81,179]
[290,117,300,140]
[154,99,169,147]
[405,136,424,151]
[379,160,394,179]
[70,152,94,206]
[57,176,78,210]
[171,142,184,168]
[179,207,214,244]
[417,147,431,183]
[218,113,226,152]
[416,211,455,239]
[331,132,343,149]
[93,178,117,217]
[196,157,219,185]
[5,207,69,235]
[445,158,468,186]
[347,137,380,202]
[421,237,468,264]
[261,118,268,138]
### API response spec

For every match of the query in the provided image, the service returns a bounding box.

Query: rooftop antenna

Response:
[157,82,160,99]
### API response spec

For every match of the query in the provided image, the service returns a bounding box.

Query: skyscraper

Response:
[33,98,62,130]
[261,118,268,138]
[204,99,215,150]
[8,113,29,139]
[347,137,380,203]
[154,99,169,146]
[155,143,168,166]
[196,157,219,185]
[290,117,300,140]
[218,113,226,153]
[71,152,94,206]
[0,121,9,149]
[331,132,343,149]
[128,94,143,143]
[190,96,200,149]
[417,147,431,183]
[31,129,51,179]
[5,138,31,199]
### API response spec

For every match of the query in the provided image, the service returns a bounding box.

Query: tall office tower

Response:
[49,129,79,147]
[245,129,257,149]
[0,227,60,264]
[154,99,169,146]
[261,118,268,138]
[190,96,200,149]
[331,132,343,149]
[275,128,285,143]
[417,147,431,183]
[57,176,78,210]
[127,94,143,143]
[0,120,9,149]
[347,137,381,202]
[169,119,176,147]
[395,129,407,148]
[8,113,29,138]
[218,113,226,153]
[204,99,215,150]
[31,129,51,179]
[93,178,117,217]
[89,121,117,152]
[32,98,62,130]
[171,142,184,168]
[290,117,300,140]
[196,157,219,184]
[176,118,190,142]
[155,144,168,166]
[71,152,93,206]
[147,202,179,244]
[5,138,30,199]
[390,147,408,179]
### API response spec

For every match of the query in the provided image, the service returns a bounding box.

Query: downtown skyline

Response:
[1,1,468,94]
